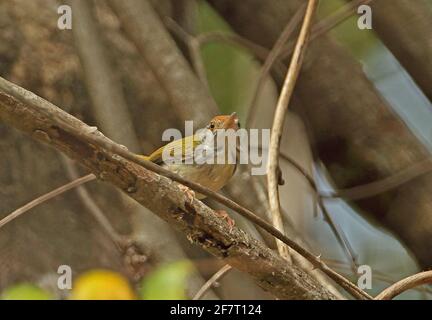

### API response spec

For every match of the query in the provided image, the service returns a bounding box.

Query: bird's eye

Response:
[209,123,215,129]
[237,121,241,128]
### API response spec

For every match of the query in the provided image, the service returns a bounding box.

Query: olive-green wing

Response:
[142,135,201,164]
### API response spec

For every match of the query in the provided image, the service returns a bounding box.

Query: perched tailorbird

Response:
[139,113,240,200]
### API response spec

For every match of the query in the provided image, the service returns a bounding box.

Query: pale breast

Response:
[163,163,236,199]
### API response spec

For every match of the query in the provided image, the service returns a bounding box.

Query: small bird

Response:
[140,113,240,200]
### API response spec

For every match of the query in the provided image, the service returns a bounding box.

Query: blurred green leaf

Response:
[2,283,52,300]
[317,0,378,58]
[140,261,194,300]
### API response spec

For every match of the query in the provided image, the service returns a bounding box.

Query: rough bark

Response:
[209,0,432,268]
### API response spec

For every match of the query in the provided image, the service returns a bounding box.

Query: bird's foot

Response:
[178,184,196,203]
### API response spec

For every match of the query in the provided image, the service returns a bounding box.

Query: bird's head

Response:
[206,112,240,132]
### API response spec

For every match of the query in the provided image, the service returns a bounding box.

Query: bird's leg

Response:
[215,210,235,231]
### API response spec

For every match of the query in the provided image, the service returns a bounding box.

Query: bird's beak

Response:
[223,112,239,129]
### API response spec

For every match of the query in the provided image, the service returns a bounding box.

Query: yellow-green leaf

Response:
[140,261,194,300]
[2,283,52,300]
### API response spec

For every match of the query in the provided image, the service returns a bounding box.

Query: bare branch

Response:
[324,159,432,201]
[61,157,124,246]
[199,0,373,88]
[279,152,358,270]
[281,0,374,59]
[267,0,318,262]
[281,151,432,202]
[0,174,95,230]
[375,271,432,300]
[311,0,373,40]
[165,17,209,89]
[326,258,432,296]
[246,3,306,128]
[193,264,233,300]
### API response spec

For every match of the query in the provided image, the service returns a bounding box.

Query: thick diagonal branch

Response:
[0,80,339,300]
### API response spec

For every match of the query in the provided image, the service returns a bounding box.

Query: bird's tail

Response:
[137,155,150,161]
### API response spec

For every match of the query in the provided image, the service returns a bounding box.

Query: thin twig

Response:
[281,151,432,202]
[164,17,210,88]
[267,0,318,262]
[62,158,149,278]
[318,198,358,271]
[196,0,374,87]
[0,76,371,300]
[271,1,362,272]
[311,0,374,40]
[197,32,269,60]
[197,31,287,82]
[375,271,432,300]
[280,151,317,190]
[61,156,124,246]
[324,158,432,200]
[246,3,306,128]
[0,174,95,229]
[326,259,432,296]
[281,0,374,59]
[193,264,233,300]
[279,152,359,270]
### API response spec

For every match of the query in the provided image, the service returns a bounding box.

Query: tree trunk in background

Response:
[370,0,432,103]
[0,0,123,289]
[209,0,432,268]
